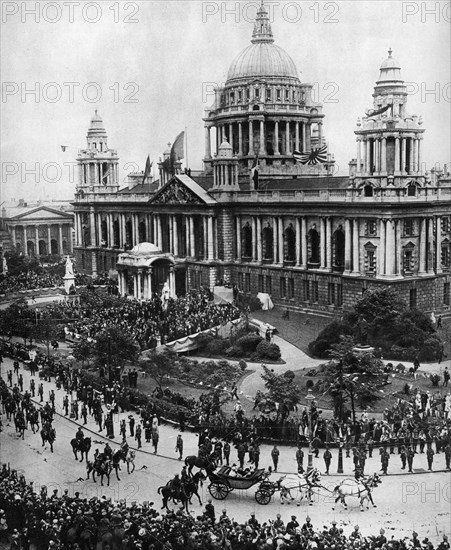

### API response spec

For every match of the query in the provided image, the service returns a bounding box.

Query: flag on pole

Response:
[293,145,328,165]
[102,167,111,185]
[61,145,67,152]
[366,103,392,118]
[142,155,152,184]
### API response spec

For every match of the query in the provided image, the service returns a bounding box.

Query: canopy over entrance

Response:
[117,242,176,300]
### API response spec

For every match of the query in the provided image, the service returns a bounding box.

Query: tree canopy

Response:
[94,327,140,370]
[139,349,179,389]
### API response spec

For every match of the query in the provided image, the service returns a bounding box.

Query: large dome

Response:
[227,42,299,82]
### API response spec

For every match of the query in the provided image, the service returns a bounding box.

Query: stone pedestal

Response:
[63,275,76,295]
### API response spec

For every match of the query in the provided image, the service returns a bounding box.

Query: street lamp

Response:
[305,388,315,472]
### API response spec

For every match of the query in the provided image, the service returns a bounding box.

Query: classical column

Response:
[207,216,214,260]
[252,217,257,260]
[107,213,113,247]
[273,217,278,263]
[58,224,63,255]
[47,225,52,255]
[274,120,280,155]
[302,122,306,152]
[295,217,301,266]
[11,226,16,248]
[133,272,138,299]
[238,123,243,156]
[301,217,307,269]
[228,123,233,148]
[436,216,442,273]
[278,217,284,263]
[173,216,179,256]
[352,219,360,274]
[401,138,407,173]
[318,121,323,143]
[285,121,290,155]
[168,216,173,253]
[363,139,368,174]
[90,209,96,247]
[419,217,427,274]
[409,138,414,173]
[23,226,27,254]
[295,121,300,152]
[412,138,418,172]
[73,214,78,246]
[248,120,254,156]
[121,214,126,248]
[385,220,396,276]
[97,214,102,246]
[367,139,372,173]
[306,123,311,151]
[395,137,400,173]
[320,218,326,269]
[381,137,387,173]
[256,217,262,262]
[203,216,208,258]
[427,217,435,274]
[205,126,211,158]
[356,139,362,174]
[395,219,402,276]
[189,216,195,257]
[344,218,352,273]
[379,219,386,276]
[326,217,332,270]
[147,268,153,299]
[259,119,265,154]
[418,138,423,174]
[169,266,175,297]
[158,215,163,251]
[236,217,241,260]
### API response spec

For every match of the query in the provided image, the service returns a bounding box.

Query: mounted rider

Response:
[75,427,84,444]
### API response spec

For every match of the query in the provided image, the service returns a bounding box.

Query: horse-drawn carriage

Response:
[207,466,276,505]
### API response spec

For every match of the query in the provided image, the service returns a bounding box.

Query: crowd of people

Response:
[1,465,449,549]
[59,288,239,348]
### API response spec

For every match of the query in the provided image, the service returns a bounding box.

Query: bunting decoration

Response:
[293,145,328,165]
[366,103,393,118]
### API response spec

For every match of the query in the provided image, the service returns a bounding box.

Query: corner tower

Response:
[76,111,119,194]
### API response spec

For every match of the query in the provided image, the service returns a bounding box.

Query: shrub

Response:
[205,338,228,357]
[225,345,244,358]
[418,337,442,362]
[429,374,440,387]
[255,340,281,360]
[283,370,295,381]
[306,379,314,389]
[238,359,247,371]
[237,333,263,353]
[239,294,262,312]
[196,334,215,352]
[403,383,411,395]
[308,320,354,358]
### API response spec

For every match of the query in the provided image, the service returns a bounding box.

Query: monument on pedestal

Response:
[63,256,76,294]
[353,316,375,355]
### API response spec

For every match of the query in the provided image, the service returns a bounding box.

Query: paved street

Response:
[1,355,450,544]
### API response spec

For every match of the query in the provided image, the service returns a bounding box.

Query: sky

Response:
[1,0,450,202]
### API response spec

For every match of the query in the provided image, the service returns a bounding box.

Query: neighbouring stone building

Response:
[72,4,451,314]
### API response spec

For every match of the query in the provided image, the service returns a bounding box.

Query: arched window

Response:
[364,185,373,197]
[262,225,274,260]
[333,227,345,268]
[50,239,58,255]
[242,223,252,258]
[407,184,416,196]
[252,104,260,111]
[62,240,68,255]
[308,227,320,264]
[38,240,47,256]
[284,224,296,262]
[139,220,146,243]
[27,240,35,257]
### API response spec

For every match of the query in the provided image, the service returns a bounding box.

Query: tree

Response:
[258,365,301,420]
[72,338,96,367]
[94,327,139,378]
[0,298,34,343]
[326,335,386,423]
[33,313,61,357]
[139,349,179,390]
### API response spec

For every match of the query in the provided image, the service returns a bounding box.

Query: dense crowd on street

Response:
[1,465,449,549]
[59,288,239,348]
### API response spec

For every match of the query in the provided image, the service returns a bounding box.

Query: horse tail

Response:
[333,484,341,492]
[157,486,163,494]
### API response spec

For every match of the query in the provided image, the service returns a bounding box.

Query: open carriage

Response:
[208,466,276,505]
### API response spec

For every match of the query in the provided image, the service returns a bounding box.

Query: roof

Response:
[240,176,349,191]
[117,182,159,195]
[150,174,216,205]
[3,204,74,221]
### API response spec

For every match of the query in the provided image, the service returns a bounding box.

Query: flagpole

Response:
[185,126,188,171]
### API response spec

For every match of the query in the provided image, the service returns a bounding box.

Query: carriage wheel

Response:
[255,489,271,505]
[209,482,229,500]
[259,481,275,496]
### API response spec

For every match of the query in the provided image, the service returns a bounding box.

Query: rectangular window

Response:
[403,249,413,271]
[287,278,294,299]
[444,282,450,306]
[442,246,451,267]
[245,273,251,293]
[312,281,319,303]
[276,89,281,101]
[404,219,414,236]
[258,274,264,293]
[246,89,250,100]
[238,90,242,102]
[255,88,260,98]
[409,288,417,309]
[366,219,377,236]
[336,285,343,307]
[366,250,376,272]
[230,91,235,103]
[285,88,289,100]
[303,280,310,301]
[239,272,245,290]
[280,277,287,298]
[266,275,272,295]
[266,88,271,101]
[328,283,335,305]
[442,217,450,233]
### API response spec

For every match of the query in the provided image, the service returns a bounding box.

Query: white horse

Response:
[275,468,322,506]
[125,449,136,474]
[332,473,381,511]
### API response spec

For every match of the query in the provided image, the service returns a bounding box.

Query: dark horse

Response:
[86,457,112,486]
[14,412,26,439]
[158,471,206,512]
[70,436,92,462]
[184,454,216,475]
[40,426,56,452]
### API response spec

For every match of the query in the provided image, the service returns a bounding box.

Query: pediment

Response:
[149,174,216,206]
[11,206,73,221]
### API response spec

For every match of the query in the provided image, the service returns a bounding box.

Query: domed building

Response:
[203,2,334,182]
[71,6,450,316]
